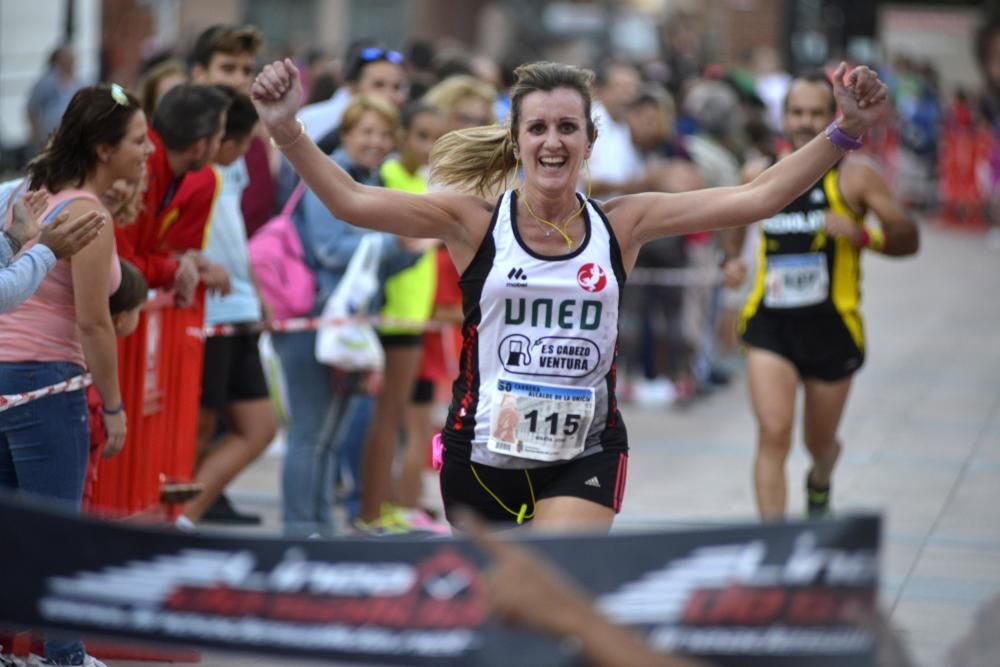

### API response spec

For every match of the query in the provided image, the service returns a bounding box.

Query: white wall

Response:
[0,0,101,149]
[879,5,983,98]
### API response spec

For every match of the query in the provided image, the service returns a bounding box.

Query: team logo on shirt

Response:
[506,267,529,287]
[577,263,607,293]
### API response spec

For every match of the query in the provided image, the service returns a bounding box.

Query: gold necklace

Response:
[518,189,585,249]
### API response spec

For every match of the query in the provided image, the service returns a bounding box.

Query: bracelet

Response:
[824,121,864,152]
[270,119,307,150]
[2,231,23,256]
[867,226,885,251]
[102,402,125,416]
[858,226,886,252]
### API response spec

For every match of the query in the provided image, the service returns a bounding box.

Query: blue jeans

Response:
[0,361,90,664]
[335,392,371,523]
[0,361,89,505]
[272,331,369,537]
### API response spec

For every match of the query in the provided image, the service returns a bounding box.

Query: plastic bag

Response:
[314,234,385,371]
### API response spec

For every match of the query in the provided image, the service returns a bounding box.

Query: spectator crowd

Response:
[6,15,1000,538]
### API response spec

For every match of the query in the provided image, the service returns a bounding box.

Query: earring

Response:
[583,159,592,200]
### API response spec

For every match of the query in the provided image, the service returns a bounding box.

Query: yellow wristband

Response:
[866,226,885,252]
[270,119,306,150]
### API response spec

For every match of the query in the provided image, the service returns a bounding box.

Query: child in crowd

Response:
[371,101,447,532]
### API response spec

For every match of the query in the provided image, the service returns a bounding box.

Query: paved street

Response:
[107,220,1000,667]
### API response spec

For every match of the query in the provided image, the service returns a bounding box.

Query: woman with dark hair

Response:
[252,58,888,533]
[0,84,152,665]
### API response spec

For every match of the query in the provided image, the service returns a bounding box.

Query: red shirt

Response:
[82,385,105,508]
[160,166,220,252]
[241,136,275,237]
[115,129,219,287]
[418,247,463,382]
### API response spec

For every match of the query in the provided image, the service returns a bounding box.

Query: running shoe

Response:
[26,656,106,667]
[200,493,261,525]
[353,504,450,536]
[0,651,26,667]
[395,507,451,535]
[805,470,832,519]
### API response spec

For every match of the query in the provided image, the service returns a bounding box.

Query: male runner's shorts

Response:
[439,448,628,524]
[741,310,864,382]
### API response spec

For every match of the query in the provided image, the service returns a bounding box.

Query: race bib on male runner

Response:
[764,253,829,308]
[487,378,595,462]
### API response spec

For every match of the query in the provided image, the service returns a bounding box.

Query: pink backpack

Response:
[248,183,315,321]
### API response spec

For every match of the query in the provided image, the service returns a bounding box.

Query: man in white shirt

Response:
[300,43,408,145]
[181,89,277,527]
[589,61,644,196]
[275,43,409,205]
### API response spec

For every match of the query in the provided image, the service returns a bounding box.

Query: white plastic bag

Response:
[315,234,385,371]
[258,332,289,424]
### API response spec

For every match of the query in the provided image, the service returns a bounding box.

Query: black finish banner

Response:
[0,496,880,666]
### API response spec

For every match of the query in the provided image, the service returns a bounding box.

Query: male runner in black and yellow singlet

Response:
[722,72,919,520]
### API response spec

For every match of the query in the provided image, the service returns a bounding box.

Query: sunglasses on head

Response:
[95,82,131,123]
[110,83,130,107]
[359,47,403,65]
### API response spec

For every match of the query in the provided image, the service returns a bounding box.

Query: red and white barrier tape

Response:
[0,373,92,413]
[192,314,444,339]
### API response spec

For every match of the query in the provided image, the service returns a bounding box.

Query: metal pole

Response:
[64,0,76,42]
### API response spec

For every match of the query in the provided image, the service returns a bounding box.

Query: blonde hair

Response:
[114,174,146,225]
[423,75,496,122]
[340,94,400,136]
[429,62,597,196]
[139,59,187,118]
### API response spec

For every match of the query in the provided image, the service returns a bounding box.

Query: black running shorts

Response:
[439,448,628,525]
[741,310,865,382]
[201,332,270,411]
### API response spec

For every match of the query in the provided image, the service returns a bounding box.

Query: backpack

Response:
[248,182,315,321]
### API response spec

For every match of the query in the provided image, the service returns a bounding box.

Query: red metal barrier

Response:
[18,289,207,662]
[939,122,993,227]
[86,289,205,517]
[863,123,899,182]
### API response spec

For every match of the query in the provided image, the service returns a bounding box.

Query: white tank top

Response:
[443,190,628,468]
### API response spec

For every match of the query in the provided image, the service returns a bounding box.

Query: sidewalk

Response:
[618,221,1000,665]
[108,221,1000,667]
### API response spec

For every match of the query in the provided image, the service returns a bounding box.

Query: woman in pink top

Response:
[0,84,152,666]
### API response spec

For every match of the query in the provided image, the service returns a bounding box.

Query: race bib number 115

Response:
[487,379,595,462]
